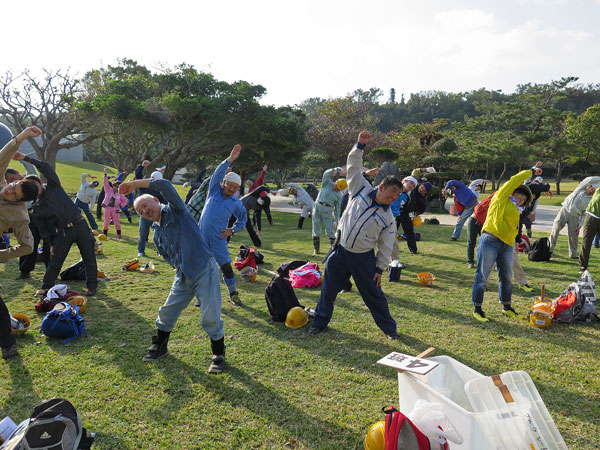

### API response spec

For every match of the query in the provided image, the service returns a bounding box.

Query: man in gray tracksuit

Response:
[309,131,403,339]
[312,167,343,254]
[549,176,600,259]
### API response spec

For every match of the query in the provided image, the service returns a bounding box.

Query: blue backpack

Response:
[41,302,87,344]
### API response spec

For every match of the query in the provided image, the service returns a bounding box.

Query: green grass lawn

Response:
[1,204,599,449]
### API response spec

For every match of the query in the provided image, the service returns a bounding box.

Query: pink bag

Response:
[289,262,321,288]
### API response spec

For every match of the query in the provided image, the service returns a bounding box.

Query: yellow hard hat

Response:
[240,266,257,281]
[529,301,553,328]
[97,233,107,241]
[364,421,385,450]
[68,295,88,313]
[417,272,435,286]
[412,216,422,227]
[336,178,348,191]
[285,307,308,329]
[10,313,31,336]
[122,258,140,271]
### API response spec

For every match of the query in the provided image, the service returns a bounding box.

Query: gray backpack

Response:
[0,398,93,450]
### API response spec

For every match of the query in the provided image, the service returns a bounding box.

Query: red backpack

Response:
[383,406,448,450]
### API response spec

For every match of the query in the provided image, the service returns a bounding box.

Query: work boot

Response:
[312,237,320,255]
[1,344,18,360]
[143,330,170,361]
[297,217,305,229]
[208,337,226,374]
[229,292,243,306]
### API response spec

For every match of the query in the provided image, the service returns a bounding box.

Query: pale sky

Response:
[3,0,599,106]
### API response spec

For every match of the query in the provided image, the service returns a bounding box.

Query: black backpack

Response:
[528,237,551,262]
[1,398,94,450]
[264,261,307,322]
[60,260,86,281]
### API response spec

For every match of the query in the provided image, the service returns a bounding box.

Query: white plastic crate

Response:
[397,355,567,449]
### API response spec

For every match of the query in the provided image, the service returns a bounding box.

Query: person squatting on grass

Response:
[16,151,99,297]
[119,178,226,373]
[443,179,479,241]
[199,144,247,307]
[0,126,42,359]
[548,176,600,259]
[75,173,99,233]
[312,166,344,255]
[101,167,128,238]
[471,162,542,323]
[309,131,403,339]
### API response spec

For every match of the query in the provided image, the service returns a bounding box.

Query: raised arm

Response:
[1,126,42,174]
[347,131,372,195]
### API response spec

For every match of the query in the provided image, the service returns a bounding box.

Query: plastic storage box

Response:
[397,355,567,449]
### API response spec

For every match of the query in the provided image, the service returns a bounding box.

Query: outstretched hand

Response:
[18,126,43,143]
[11,151,25,161]
[262,164,268,172]
[118,182,135,196]
[358,131,372,145]
[228,144,242,162]
[364,167,380,176]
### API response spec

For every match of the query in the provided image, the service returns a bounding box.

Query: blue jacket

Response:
[149,178,213,278]
[199,159,247,245]
[445,180,476,208]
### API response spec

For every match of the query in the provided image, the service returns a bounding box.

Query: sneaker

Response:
[85,289,97,297]
[473,310,489,323]
[208,355,225,374]
[502,307,522,319]
[570,256,578,259]
[229,293,243,306]
[467,263,474,269]
[92,230,99,236]
[15,272,31,280]
[194,300,201,307]
[308,326,326,335]
[519,284,534,293]
[142,337,168,361]
[137,252,145,257]
[594,244,600,249]
[579,267,587,274]
[386,332,400,340]
[1,344,18,360]
[450,237,458,241]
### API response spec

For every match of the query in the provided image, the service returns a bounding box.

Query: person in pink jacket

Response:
[102,167,128,238]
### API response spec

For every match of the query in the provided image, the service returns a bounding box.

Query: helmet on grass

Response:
[285,307,308,329]
[364,421,385,450]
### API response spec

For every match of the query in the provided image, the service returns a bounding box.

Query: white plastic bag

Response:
[407,400,464,445]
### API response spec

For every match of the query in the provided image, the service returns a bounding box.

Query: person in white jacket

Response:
[548,176,600,259]
[286,182,314,229]
[75,173,99,233]
[309,131,403,339]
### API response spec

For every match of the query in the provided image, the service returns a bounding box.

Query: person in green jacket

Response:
[579,187,600,272]
[471,162,542,322]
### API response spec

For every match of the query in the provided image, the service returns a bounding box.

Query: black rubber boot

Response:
[208,337,226,374]
[312,237,320,255]
[143,329,170,361]
[297,217,305,229]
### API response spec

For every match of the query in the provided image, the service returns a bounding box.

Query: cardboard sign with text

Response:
[377,352,439,375]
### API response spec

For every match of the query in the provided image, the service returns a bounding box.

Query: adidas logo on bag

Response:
[40,431,52,439]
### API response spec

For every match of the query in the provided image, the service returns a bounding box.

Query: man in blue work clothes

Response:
[312,166,344,254]
[309,131,403,339]
[444,180,479,241]
[199,145,247,306]
[119,177,226,373]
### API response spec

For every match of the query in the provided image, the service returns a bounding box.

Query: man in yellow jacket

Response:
[471,162,542,322]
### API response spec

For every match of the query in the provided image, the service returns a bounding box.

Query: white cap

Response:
[534,176,543,183]
[224,172,241,185]
[402,176,418,185]
[150,171,163,180]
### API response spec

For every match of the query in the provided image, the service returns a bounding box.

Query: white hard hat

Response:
[224,172,241,185]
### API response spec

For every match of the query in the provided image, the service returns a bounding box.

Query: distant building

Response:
[18,136,83,162]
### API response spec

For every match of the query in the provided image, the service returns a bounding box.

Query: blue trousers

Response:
[471,232,514,307]
[452,201,478,239]
[313,246,397,334]
[75,199,98,231]
[156,259,223,340]
[138,217,152,254]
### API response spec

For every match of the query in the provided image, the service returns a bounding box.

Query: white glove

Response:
[426,167,436,173]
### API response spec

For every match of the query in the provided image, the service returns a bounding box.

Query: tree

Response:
[566,103,600,163]
[0,69,97,168]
